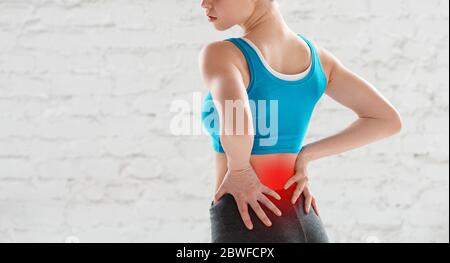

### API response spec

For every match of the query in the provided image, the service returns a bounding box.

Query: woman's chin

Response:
[212,23,233,32]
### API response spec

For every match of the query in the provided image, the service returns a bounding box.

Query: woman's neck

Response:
[240,1,291,40]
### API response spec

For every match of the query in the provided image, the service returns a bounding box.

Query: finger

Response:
[304,195,313,214]
[213,187,227,204]
[303,187,312,214]
[312,198,320,216]
[262,186,281,201]
[283,174,300,190]
[249,201,272,227]
[291,179,307,204]
[258,194,282,216]
[236,201,253,230]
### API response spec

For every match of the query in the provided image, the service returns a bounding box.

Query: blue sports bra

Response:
[200,34,327,155]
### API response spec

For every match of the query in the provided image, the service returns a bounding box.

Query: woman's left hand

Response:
[283,153,319,216]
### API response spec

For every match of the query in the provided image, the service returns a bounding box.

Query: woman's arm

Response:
[198,41,254,170]
[300,45,403,163]
[284,44,403,204]
[198,41,282,230]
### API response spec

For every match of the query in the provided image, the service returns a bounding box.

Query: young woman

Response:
[198,0,402,243]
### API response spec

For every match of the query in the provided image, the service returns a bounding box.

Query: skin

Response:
[198,0,403,231]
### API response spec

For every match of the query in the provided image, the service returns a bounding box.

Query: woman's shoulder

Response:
[198,39,243,65]
[198,39,248,80]
[306,37,340,85]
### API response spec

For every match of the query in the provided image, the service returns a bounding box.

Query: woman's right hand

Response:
[213,163,283,230]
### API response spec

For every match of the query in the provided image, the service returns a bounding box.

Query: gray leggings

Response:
[209,188,329,243]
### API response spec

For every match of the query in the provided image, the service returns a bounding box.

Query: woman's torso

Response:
[211,33,331,194]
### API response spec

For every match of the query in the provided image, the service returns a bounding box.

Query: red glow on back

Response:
[253,159,299,212]
[254,159,295,191]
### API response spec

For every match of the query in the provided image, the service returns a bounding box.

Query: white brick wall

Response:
[0,0,448,243]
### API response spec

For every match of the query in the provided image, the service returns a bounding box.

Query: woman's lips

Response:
[207,16,217,22]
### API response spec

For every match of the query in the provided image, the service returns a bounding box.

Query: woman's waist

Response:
[214,152,298,191]
[250,153,297,191]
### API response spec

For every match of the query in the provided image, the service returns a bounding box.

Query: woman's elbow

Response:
[386,110,403,135]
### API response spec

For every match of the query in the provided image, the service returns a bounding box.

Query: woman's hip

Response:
[209,190,329,243]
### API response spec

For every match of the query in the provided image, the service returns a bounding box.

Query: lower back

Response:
[214,152,297,191]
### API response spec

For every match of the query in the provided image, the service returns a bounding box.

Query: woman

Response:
[198,0,402,243]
